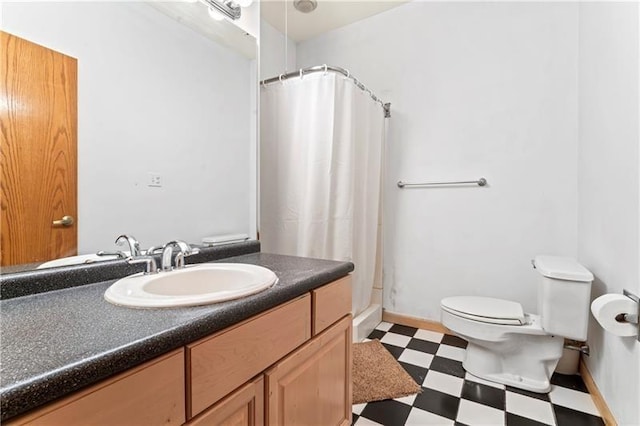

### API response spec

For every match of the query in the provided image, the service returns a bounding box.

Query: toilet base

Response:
[464,366,555,393]
[461,334,564,393]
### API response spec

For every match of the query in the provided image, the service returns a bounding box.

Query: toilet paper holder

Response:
[621,289,639,342]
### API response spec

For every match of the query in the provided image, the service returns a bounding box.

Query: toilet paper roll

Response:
[590,294,638,337]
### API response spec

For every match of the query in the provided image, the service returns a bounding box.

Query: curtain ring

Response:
[345,69,350,79]
[323,64,328,75]
[299,69,303,79]
[279,74,284,84]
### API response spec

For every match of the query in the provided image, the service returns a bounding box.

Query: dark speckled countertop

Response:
[0,252,354,421]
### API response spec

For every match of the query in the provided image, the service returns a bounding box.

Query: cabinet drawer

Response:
[188,294,311,418]
[7,349,185,426]
[186,376,264,426]
[312,276,352,335]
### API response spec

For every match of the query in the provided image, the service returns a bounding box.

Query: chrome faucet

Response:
[127,256,158,275]
[161,240,199,272]
[115,234,142,257]
[145,245,164,256]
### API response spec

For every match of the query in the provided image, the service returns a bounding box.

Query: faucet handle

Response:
[96,250,128,259]
[145,245,164,255]
[174,247,200,269]
[168,240,195,254]
[161,240,199,271]
[127,256,158,275]
[187,246,200,256]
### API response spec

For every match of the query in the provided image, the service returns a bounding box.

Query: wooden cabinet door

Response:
[187,376,264,426]
[0,31,78,266]
[265,315,352,426]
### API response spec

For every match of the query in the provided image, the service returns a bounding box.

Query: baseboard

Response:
[579,358,617,426]
[382,310,450,334]
[353,304,382,343]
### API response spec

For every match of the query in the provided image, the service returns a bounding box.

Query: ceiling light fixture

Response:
[201,0,241,20]
[293,0,317,14]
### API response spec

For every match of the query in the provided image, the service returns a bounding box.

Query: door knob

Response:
[52,215,74,227]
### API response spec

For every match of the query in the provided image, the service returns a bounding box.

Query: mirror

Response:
[1,1,258,272]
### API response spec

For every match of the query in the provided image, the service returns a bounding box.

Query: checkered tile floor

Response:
[352,322,605,426]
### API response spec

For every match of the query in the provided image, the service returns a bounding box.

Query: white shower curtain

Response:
[260,72,385,317]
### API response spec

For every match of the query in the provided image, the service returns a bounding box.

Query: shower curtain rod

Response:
[260,65,391,118]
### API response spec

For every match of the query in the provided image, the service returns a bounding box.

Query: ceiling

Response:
[260,0,409,42]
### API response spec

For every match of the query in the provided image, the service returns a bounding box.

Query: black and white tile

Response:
[352,322,605,426]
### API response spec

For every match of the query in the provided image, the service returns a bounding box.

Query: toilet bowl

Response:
[440,256,593,393]
[441,297,564,392]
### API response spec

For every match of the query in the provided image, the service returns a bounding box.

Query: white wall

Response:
[577,3,640,424]
[3,2,254,253]
[260,18,296,80]
[297,2,580,319]
[234,0,260,40]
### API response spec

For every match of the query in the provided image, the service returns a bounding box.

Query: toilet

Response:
[440,255,593,393]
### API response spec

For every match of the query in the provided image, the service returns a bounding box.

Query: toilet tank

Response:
[534,255,594,341]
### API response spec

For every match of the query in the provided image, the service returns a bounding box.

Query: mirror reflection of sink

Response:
[37,252,132,269]
[104,263,278,308]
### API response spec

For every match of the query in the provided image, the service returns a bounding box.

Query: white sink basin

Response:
[104,263,278,308]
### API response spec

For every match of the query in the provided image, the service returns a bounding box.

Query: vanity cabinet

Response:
[266,315,352,426]
[6,349,186,426]
[187,294,312,418]
[186,376,264,426]
[7,276,352,426]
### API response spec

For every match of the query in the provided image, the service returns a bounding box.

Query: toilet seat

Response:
[441,296,526,325]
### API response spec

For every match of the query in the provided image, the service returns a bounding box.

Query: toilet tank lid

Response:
[441,296,525,321]
[534,255,594,282]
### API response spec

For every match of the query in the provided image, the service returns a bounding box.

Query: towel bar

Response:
[397,178,487,188]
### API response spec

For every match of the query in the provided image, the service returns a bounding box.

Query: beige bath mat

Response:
[352,339,422,404]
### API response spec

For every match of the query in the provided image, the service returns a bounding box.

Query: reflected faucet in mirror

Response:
[96,251,128,260]
[34,235,143,270]
[115,235,142,258]
[95,233,139,260]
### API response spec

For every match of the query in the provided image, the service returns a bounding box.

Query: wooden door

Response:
[0,31,77,266]
[187,376,264,426]
[265,315,352,426]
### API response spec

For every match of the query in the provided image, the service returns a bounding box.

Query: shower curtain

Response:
[260,72,385,317]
